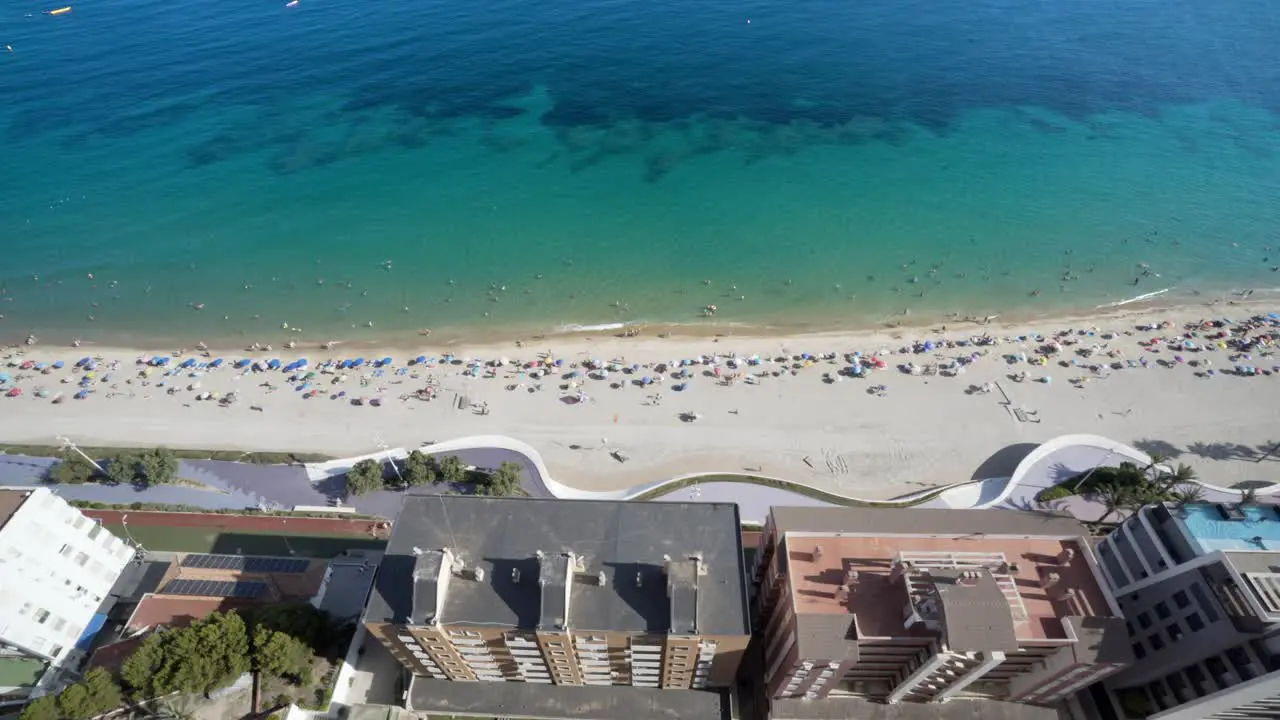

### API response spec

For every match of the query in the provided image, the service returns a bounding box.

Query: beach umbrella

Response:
[352,358,365,367]
[234,359,250,368]
[210,359,224,368]
[380,357,392,367]
[5,388,20,397]
[180,358,196,369]
[35,389,49,398]
[414,355,426,365]
[52,360,65,369]
[0,373,9,384]
[74,390,88,399]
[77,357,91,367]
[268,359,282,370]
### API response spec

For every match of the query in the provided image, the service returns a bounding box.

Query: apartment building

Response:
[1089,502,1280,720]
[362,496,750,717]
[750,506,1130,714]
[0,488,136,708]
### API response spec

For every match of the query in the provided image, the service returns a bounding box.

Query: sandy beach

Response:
[3,300,1279,498]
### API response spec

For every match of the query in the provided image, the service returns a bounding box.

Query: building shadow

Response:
[970,443,1039,480]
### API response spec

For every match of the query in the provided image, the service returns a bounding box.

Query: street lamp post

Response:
[56,434,106,475]
[376,438,405,486]
[1073,449,1120,493]
[119,513,145,554]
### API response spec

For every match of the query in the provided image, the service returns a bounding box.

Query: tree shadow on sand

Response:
[1185,442,1259,462]
[1131,438,1183,460]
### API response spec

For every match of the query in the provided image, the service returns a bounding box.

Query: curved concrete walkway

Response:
[305,433,1280,523]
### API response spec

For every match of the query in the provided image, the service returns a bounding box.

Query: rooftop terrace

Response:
[787,534,1112,642]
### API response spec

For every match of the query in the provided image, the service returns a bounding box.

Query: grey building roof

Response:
[770,506,1089,539]
[365,496,749,636]
[1062,616,1133,665]
[407,676,728,720]
[930,569,1018,652]
[1224,550,1280,574]
[794,614,859,663]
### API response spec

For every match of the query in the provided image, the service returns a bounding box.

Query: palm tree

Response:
[1157,463,1198,497]
[1095,481,1132,525]
[1169,483,1206,511]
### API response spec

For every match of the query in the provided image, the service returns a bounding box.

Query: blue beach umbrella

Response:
[77,357,91,367]
[296,359,308,368]
[52,360,65,369]
[267,359,282,370]
[352,358,365,367]
[210,359,224,368]
[414,355,426,365]
[75,390,89,399]
[380,357,392,367]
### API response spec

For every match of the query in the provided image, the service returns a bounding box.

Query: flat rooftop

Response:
[0,488,32,531]
[787,534,1111,641]
[1177,503,1280,552]
[408,676,728,719]
[365,496,749,635]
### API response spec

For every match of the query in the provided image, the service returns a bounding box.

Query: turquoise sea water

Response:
[2,0,1279,345]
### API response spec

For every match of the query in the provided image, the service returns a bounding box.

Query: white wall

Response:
[0,488,135,667]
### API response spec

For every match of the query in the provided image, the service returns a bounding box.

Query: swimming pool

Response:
[1178,503,1280,552]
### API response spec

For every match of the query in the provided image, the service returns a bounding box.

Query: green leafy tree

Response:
[19,695,60,720]
[83,667,123,715]
[402,450,436,487]
[47,454,98,484]
[136,448,179,486]
[476,462,522,496]
[247,603,331,651]
[56,683,94,720]
[437,455,466,485]
[344,459,385,497]
[123,611,250,698]
[121,632,166,698]
[252,625,313,684]
[106,452,140,485]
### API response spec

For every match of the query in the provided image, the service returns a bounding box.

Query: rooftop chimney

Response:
[473,566,486,582]
[597,571,608,587]
[834,584,850,604]
[844,569,859,585]
[511,568,522,584]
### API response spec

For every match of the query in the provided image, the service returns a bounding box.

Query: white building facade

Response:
[1087,502,1280,720]
[0,487,136,708]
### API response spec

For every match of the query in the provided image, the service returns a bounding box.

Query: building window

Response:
[1149,634,1165,651]
[50,645,64,657]
[1186,613,1204,631]
[1137,612,1153,630]
[1166,623,1183,643]
[59,544,72,557]
[1190,584,1220,623]
[1173,590,1190,609]
[1132,643,1147,659]
[34,610,50,624]
[1154,601,1171,620]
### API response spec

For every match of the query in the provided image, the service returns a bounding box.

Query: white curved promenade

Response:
[304,433,1280,518]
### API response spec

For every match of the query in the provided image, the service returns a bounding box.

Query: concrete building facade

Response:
[362,496,750,716]
[750,506,1130,713]
[1090,502,1280,720]
[0,488,136,708]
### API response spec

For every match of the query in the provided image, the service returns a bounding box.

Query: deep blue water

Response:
[2,0,1279,344]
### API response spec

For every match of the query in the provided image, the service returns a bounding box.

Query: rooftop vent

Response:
[597,571,607,587]
[473,567,486,582]
[834,584,850,603]
[511,568,522,584]
[636,572,643,588]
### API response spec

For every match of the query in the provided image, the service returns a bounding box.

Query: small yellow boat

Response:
[49,6,71,14]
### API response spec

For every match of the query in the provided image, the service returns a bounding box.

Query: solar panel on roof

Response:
[180,553,307,574]
[161,579,266,599]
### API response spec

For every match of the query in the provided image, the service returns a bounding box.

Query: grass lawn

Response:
[102,524,386,558]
